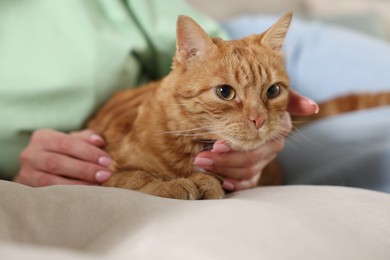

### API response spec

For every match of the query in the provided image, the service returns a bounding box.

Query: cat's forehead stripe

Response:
[229,48,271,88]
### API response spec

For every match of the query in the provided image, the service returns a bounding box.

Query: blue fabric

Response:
[280,107,390,193]
[222,16,390,192]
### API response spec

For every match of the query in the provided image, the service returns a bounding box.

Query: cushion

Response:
[1,180,389,259]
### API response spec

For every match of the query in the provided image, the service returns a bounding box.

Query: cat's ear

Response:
[176,15,216,64]
[260,12,292,50]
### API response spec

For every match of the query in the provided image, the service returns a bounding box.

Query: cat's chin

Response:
[226,139,267,152]
[196,138,263,152]
[226,125,285,151]
[195,137,263,151]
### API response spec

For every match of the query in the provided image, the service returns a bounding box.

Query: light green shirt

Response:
[0,0,226,180]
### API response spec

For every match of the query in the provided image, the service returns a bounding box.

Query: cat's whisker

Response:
[159,126,213,134]
[201,144,215,152]
[167,130,227,137]
[291,120,310,125]
[158,125,228,138]
[290,127,321,147]
[282,138,298,150]
[267,128,299,151]
[197,140,216,143]
[269,133,298,151]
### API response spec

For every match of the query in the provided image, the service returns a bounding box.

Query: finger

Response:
[223,173,261,191]
[16,169,97,187]
[211,140,231,153]
[69,129,106,147]
[212,153,276,180]
[287,89,319,116]
[195,140,283,169]
[31,130,112,167]
[214,158,264,180]
[32,151,112,183]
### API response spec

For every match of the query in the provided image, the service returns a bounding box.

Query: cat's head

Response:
[165,13,292,151]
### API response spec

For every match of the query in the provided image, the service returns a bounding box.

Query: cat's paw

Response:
[138,178,200,200]
[163,178,200,200]
[189,173,224,200]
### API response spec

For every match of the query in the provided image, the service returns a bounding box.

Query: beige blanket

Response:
[0,180,389,259]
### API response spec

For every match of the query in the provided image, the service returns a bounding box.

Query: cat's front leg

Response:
[188,172,224,199]
[103,170,201,200]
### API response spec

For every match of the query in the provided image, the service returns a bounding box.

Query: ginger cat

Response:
[87,13,293,199]
[88,13,390,199]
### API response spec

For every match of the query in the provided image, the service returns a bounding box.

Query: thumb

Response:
[287,89,319,116]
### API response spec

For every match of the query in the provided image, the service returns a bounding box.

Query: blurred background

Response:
[187,0,390,42]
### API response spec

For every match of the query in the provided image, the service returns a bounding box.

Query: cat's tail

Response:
[293,92,390,126]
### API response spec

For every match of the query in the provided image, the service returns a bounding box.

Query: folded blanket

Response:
[1,181,389,259]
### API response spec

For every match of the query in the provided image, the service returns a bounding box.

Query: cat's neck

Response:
[130,76,205,155]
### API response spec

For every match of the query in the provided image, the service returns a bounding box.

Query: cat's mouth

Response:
[194,123,283,152]
[196,137,264,152]
[195,134,266,152]
[222,129,277,151]
[197,139,217,151]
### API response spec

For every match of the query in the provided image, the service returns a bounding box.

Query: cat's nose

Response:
[249,115,266,129]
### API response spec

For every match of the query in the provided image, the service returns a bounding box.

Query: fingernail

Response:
[90,134,105,145]
[211,143,230,153]
[193,157,214,167]
[222,180,235,191]
[98,156,112,167]
[95,171,112,182]
[307,98,319,114]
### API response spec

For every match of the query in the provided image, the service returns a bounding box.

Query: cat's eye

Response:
[266,84,281,99]
[215,85,236,101]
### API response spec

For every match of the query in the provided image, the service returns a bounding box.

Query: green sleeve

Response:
[0,0,144,179]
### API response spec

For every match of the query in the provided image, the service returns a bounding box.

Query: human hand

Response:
[15,129,113,187]
[194,90,319,191]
